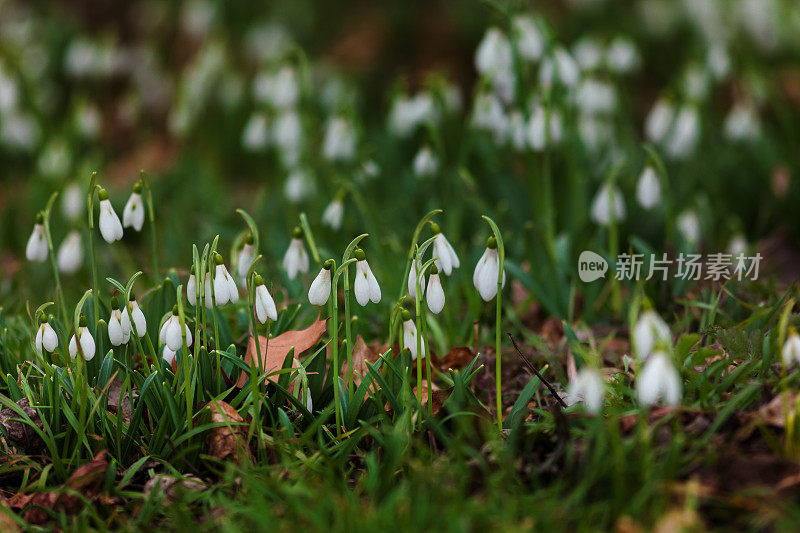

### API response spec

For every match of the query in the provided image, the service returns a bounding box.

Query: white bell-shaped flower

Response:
[187,267,200,306]
[212,253,239,306]
[57,230,83,274]
[471,91,508,144]
[97,188,124,243]
[636,166,661,210]
[253,275,278,323]
[108,298,131,347]
[512,15,544,62]
[159,306,193,352]
[566,368,605,413]
[62,183,83,221]
[283,227,310,280]
[677,210,701,244]
[122,183,145,232]
[120,294,147,338]
[35,316,59,354]
[162,345,177,365]
[26,214,48,262]
[539,48,580,89]
[576,79,617,115]
[273,110,303,160]
[637,350,682,407]
[402,312,425,361]
[782,331,800,366]
[284,168,313,203]
[308,262,333,306]
[475,27,512,76]
[407,259,426,300]
[431,224,460,276]
[605,37,640,74]
[237,234,256,281]
[664,106,700,160]
[322,116,356,162]
[590,183,625,226]
[68,316,96,361]
[412,146,439,178]
[573,37,604,72]
[473,237,506,302]
[645,98,675,144]
[426,266,445,314]
[242,113,269,151]
[527,103,562,151]
[353,249,381,306]
[632,310,672,361]
[724,102,760,141]
[322,198,344,230]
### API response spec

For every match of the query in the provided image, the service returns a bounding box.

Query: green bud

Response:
[487,236,497,249]
[323,259,334,270]
[254,274,264,286]
[133,182,142,193]
[111,296,120,310]
[190,265,195,275]
[430,222,441,235]
[128,292,136,301]
[214,252,223,265]
[428,264,439,275]
[79,314,87,327]
[98,188,109,201]
[292,226,304,239]
[37,312,46,324]
[402,310,412,321]
[354,248,366,261]
[245,233,254,245]
[172,304,179,315]
[35,212,44,224]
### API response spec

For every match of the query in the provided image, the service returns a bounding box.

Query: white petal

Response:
[123,193,145,231]
[256,285,277,322]
[26,225,47,262]
[354,262,371,306]
[43,324,58,352]
[477,250,500,301]
[35,325,44,353]
[99,200,123,243]
[133,305,147,337]
[69,335,78,360]
[159,318,169,344]
[308,269,331,306]
[187,274,197,306]
[108,315,124,346]
[407,262,426,299]
[204,273,213,309]
[426,274,445,314]
[214,265,230,305]
[473,248,490,289]
[366,265,381,304]
[403,320,418,360]
[162,346,176,365]
[79,327,95,360]
[226,271,239,303]
[238,244,254,280]
[166,318,183,351]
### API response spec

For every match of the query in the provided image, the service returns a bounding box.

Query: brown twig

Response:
[507,333,568,408]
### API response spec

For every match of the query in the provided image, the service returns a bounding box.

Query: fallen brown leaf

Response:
[0,398,45,452]
[412,382,450,416]
[237,315,328,388]
[436,346,475,371]
[143,474,206,503]
[341,335,381,387]
[206,401,252,463]
[753,391,799,428]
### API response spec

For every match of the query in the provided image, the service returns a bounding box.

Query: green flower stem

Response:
[341,234,367,395]
[299,213,321,266]
[176,287,192,427]
[414,270,423,413]
[42,193,67,323]
[141,171,159,279]
[482,216,505,431]
[328,260,341,436]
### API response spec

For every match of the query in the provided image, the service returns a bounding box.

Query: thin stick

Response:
[507,333,567,408]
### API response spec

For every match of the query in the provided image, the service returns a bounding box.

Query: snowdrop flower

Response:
[26,213,48,262]
[728,234,748,258]
[308,261,333,306]
[162,345,177,365]
[187,266,200,306]
[35,314,58,354]
[475,28,513,78]
[97,188,123,243]
[272,110,303,159]
[57,231,83,274]
[203,272,214,309]
[283,227,309,280]
[242,113,269,151]
[527,104,563,151]
[578,115,613,153]
[576,79,617,115]
[270,66,299,110]
[108,297,131,347]
[473,236,506,302]
[322,197,345,230]
[724,103,760,141]
[353,248,381,306]
[322,116,356,162]
[666,105,700,159]
[253,274,278,323]
[212,253,239,306]
[159,305,193,352]
[509,110,528,151]
[605,37,640,73]
[566,368,605,413]
[237,234,255,281]
[407,259,426,300]
[69,315,96,361]
[284,168,313,203]
[37,139,72,178]
[645,98,675,144]
[120,293,147,338]
[707,43,730,80]
[573,37,604,72]
[681,65,710,102]
[413,146,439,178]
[512,15,544,62]
[590,183,626,226]
[388,93,436,137]
[783,330,800,366]
[677,210,701,244]
[539,48,580,89]
[471,91,508,143]
[122,182,145,232]
[402,310,425,361]
[636,166,661,210]
[637,350,682,406]
[633,310,671,361]
[426,265,445,314]
[62,183,83,221]
[430,223,459,276]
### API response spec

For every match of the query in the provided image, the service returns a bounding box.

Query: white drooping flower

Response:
[431,225,460,276]
[162,345,177,365]
[724,103,760,141]
[252,66,299,109]
[187,267,200,306]
[283,228,310,280]
[509,110,528,151]
[35,317,59,354]
[426,267,445,314]
[284,168,313,203]
[272,110,303,161]
[253,275,278,323]
[122,184,145,232]
[475,27,514,100]
[159,306,193,352]
[539,48,580,89]
[664,106,700,159]
[632,310,672,361]
[782,331,800,366]
[68,316,96,361]
[512,15,544,62]
[322,116,356,162]
[677,210,701,244]
[322,198,344,230]
[527,103,562,151]
[590,183,626,226]
[636,166,661,210]
[402,313,425,361]
[681,64,710,103]
[26,215,48,262]
[203,272,213,309]
[57,231,82,275]
[576,79,617,115]
[353,249,381,306]
[471,91,508,144]
[706,42,730,80]
[728,234,748,258]
[407,259,426,300]
[645,98,675,144]
[388,93,437,138]
[62,183,83,221]
[237,235,255,281]
[413,146,439,178]
[108,298,131,347]
[473,237,506,302]
[120,295,147,338]
[97,189,124,243]
[308,263,333,306]
[578,114,613,153]
[573,37,604,72]
[241,113,269,151]
[212,253,239,306]
[637,350,682,407]
[566,368,605,413]
[605,37,640,73]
